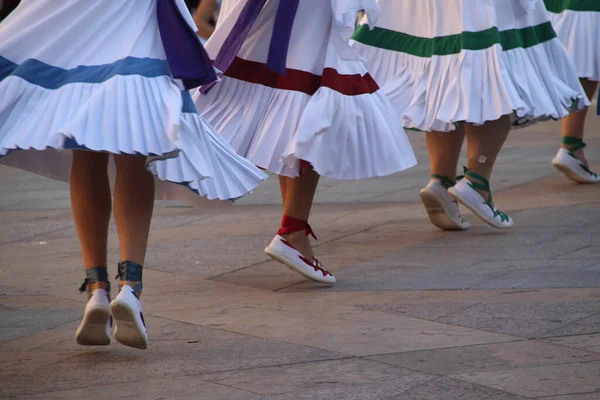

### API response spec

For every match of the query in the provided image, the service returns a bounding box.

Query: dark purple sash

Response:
[267,0,300,74]
[200,0,300,94]
[156,0,217,89]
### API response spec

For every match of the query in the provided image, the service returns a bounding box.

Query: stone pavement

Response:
[0,112,599,399]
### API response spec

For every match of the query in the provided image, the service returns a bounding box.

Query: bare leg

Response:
[280,169,320,260]
[279,175,288,205]
[426,126,466,180]
[560,78,598,166]
[113,155,155,289]
[465,115,512,205]
[70,151,111,292]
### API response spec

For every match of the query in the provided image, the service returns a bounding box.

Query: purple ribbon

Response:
[200,0,299,94]
[266,0,300,75]
[156,0,217,89]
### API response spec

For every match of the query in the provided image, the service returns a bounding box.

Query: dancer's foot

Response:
[449,170,513,229]
[552,137,600,184]
[110,286,148,349]
[264,216,336,284]
[111,261,148,349]
[76,267,112,346]
[420,175,470,231]
[281,230,314,260]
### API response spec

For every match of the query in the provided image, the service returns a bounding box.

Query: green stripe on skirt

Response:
[544,0,600,13]
[352,22,557,57]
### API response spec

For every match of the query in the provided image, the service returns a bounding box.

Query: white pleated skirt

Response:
[194,0,417,179]
[545,0,600,80]
[352,0,589,132]
[0,0,267,204]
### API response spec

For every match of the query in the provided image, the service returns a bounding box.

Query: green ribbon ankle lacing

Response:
[563,136,598,178]
[463,168,510,223]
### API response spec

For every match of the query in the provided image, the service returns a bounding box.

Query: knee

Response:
[114,155,151,179]
[72,151,110,174]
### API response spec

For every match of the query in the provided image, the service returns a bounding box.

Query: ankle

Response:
[431,174,456,189]
[277,215,316,260]
[277,215,316,239]
[461,169,495,205]
[281,229,307,242]
[464,166,492,181]
[80,266,111,295]
[116,261,143,296]
[561,136,586,152]
[88,282,109,292]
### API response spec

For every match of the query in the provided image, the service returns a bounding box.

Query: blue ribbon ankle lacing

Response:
[115,261,143,295]
[79,266,111,293]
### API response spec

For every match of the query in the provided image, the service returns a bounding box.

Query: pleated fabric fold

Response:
[195,0,416,179]
[0,0,267,203]
[352,0,589,132]
[546,3,600,80]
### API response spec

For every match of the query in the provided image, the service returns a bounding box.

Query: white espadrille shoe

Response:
[76,267,112,346]
[448,171,513,229]
[265,235,336,284]
[110,285,148,350]
[420,175,470,231]
[552,137,600,184]
[76,287,112,346]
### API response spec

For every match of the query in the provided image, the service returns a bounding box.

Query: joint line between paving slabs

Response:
[536,310,600,339]
[144,312,358,361]
[557,244,591,258]
[432,301,485,322]
[197,379,266,397]
[450,375,539,399]
[363,338,527,362]
[533,337,600,356]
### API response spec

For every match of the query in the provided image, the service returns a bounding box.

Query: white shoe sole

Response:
[110,300,148,350]
[76,307,111,346]
[552,149,600,184]
[265,244,336,284]
[265,248,336,284]
[449,186,513,229]
[552,160,599,184]
[420,189,469,231]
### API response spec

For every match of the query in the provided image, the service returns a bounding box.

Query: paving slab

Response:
[356,288,600,321]
[542,334,600,354]
[539,313,600,338]
[163,298,519,356]
[367,340,600,375]
[0,315,347,398]
[454,361,600,398]
[200,358,427,396]
[0,306,81,344]
[395,376,528,400]
[437,301,600,339]
[0,350,84,377]
[245,374,436,400]
[0,320,109,353]
[19,376,254,400]
[287,254,599,293]
[536,393,600,400]
[0,210,73,245]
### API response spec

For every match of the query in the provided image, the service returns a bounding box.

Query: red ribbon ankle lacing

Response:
[277,215,317,240]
